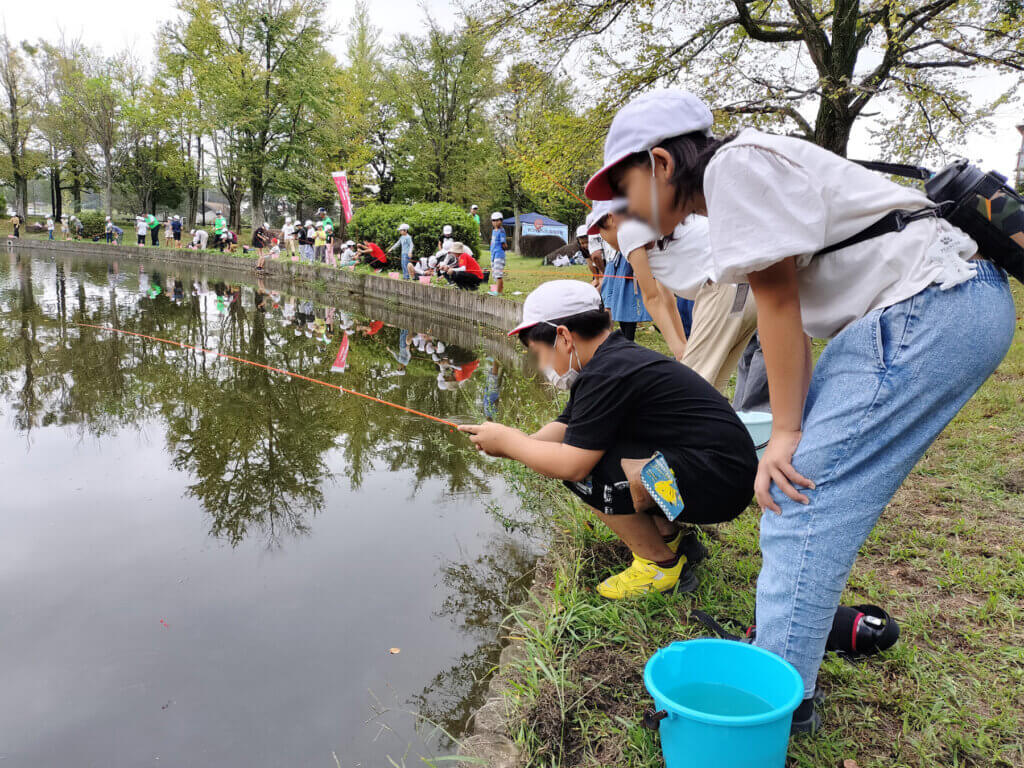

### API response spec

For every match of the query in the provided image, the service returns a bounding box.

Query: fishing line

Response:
[72,322,460,429]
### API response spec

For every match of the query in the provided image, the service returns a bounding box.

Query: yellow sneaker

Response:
[596,555,685,599]
[665,530,683,553]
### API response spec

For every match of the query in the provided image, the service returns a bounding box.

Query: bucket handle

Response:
[641,708,668,730]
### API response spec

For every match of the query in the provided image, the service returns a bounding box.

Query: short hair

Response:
[519,309,610,348]
[608,131,734,208]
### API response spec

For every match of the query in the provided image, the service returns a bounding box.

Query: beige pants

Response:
[681,282,758,393]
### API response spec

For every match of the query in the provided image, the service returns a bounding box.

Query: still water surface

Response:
[0,247,544,767]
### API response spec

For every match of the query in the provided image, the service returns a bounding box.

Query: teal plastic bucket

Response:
[737,410,772,458]
[643,639,802,768]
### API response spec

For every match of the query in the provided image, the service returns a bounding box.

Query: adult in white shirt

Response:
[191,228,209,249]
[586,88,1014,732]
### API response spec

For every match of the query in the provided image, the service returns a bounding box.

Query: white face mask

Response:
[647,148,662,236]
[541,328,581,390]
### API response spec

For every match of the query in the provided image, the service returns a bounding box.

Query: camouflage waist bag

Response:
[816,159,1024,285]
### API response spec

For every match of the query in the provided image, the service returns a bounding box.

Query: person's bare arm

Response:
[746,257,815,513]
[628,247,687,360]
[531,421,567,443]
[459,423,601,481]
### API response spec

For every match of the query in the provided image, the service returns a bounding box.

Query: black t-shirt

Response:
[556,332,757,523]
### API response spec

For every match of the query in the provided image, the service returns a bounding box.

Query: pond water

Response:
[0,246,546,767]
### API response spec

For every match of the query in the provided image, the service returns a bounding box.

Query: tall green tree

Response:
[173,0,341,227]
[389,20,497,203]
[482,0,1024,162]
[0,33,37,218]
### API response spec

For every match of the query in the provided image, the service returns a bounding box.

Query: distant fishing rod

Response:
[73,322,460,430]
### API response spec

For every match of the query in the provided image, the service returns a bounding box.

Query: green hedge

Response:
[349,203,482,269]
[78,211,108,240]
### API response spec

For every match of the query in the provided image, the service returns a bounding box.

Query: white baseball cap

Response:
[575,224,588,238]
[398,223,410,231]
[584,89,714,200]
[442,224,453,235]
[508,280,602,337]
[491,211,503,221]
[305,219,313,226]
[471,204,478,210]
[585,198,628,234]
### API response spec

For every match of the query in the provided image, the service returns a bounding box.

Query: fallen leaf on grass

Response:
[389,648,401,655]
[843,760,861,768]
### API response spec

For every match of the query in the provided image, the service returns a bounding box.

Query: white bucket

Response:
[737,411,772,459]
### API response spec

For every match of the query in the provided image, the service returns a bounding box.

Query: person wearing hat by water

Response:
[146,212,160,246]
[190,228,209,250]
[489,212,507,293]
[388,223,415,279]
[171,215,183,248]
[587,88,1015,732]
[104,216,114,243]
[460,280,756,599]
[470,204,480,232]
[588,198,652,341]
[440,241,484,290]
[282,216,296,256]
[135,216,147,246]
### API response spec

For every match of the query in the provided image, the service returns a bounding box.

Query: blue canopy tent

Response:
[502,212,569,244]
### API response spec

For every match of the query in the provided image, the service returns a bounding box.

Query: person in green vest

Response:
[213,212,227,251]
[146,213,160,246]
[470,204,481,233]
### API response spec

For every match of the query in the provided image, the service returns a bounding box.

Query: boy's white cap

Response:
[398,222,410,230]
[585,198,627,234]
[442,224,453,235]
[105,215,111,221]
[575,224,588,238]
[490,211,503,220]
[508,280,602,337]
[584,89,713,200]
[305,219,313,226]
[470,204,478,210]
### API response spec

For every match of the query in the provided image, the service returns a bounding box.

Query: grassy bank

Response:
[493,284,1024,768]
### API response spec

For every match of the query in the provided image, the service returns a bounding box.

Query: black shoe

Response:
[790,696,822,735]
[676,530,708,568]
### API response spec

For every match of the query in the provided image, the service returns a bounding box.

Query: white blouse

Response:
[704,129,978,338]
[619,215,714,301]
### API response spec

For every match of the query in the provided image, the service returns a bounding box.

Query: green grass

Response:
[493,283,1024,768]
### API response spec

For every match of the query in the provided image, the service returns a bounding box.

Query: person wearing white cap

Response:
[171,214,183,248]
[583,206,612,288]
[388,223,414,279]
[586,198,651,341]
[460,279,756,600]
[587,88,1014,733]
[436,223,454,251]
[104,215,114,243]
[470,204,480,231]
[489,212,507,293]
[282,216,296,256]
[608,202,761,405]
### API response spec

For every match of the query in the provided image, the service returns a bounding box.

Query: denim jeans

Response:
[401,252,411,279]
[754,260,1015,697]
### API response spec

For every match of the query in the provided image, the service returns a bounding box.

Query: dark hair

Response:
[519,308,611,348]
[607,131,735,208]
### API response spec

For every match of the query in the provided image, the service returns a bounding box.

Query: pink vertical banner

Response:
[332,171,353,223]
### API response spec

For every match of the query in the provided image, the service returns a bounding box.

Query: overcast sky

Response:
[3,1,1022,179]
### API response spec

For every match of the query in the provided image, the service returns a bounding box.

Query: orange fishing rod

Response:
[73,322,460,430]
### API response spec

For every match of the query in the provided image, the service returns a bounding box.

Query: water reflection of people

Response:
[388,329,413,373]
[482,358,501,420]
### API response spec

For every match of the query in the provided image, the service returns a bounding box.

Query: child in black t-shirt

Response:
[461,280,757,599]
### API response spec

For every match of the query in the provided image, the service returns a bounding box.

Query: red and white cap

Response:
[584,89,713,201]
[508,280,602,337]
[585,198,627,235]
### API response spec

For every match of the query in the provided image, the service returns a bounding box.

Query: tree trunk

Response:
[14,174,27,219]
[812,99,854,157]
[186,185,199,229]
[102,149,113,217]
[250,170,265,228]
[70,150,82,213]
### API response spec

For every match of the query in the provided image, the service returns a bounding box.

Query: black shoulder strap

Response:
[849,160,933,181]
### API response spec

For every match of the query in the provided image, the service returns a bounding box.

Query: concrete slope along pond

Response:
[0,246,546,766]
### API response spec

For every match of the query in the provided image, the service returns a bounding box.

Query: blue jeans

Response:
[302,243,314,262]
[48,231,54,240]
[754,260,1014,697]
[401,252,411,279]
